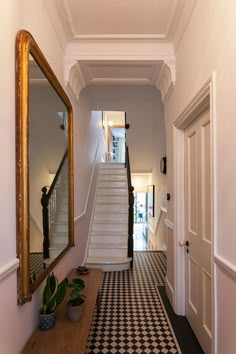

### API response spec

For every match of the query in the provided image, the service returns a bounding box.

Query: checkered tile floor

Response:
[86,251,181,354]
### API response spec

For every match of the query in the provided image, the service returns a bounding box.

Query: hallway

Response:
[86,252,203,354]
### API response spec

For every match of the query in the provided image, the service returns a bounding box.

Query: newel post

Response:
[41,186,50,259]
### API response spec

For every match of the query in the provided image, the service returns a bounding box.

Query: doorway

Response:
[103,111,126,163]
[133,192,148,251]
[173,77,215,354]
[184,109,212,353]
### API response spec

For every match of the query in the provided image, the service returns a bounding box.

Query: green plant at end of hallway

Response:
[41,273,68,315]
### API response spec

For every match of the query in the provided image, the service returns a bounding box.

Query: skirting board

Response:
[0,258,19,284]
[166,275,174,308]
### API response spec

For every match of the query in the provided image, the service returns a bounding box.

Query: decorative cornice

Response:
[43,0,73,51]
[0,258,19,284]
[155,58,176,102]
[64,60,86,101]
[66,39,174,60]
[171,0,198,52]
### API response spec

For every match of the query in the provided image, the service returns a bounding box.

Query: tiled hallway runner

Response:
[86,251,181,354]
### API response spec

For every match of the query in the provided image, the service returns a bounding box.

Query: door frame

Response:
[172,74,216,353]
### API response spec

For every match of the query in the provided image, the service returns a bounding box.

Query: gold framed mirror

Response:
[16,30,74,304]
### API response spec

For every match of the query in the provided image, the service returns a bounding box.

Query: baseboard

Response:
[166,275,174,308]
[0,258,19,284]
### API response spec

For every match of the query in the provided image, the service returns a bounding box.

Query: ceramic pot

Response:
[67,301,85,322]
[38,310,56,330]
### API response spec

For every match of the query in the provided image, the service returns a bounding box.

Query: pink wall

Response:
[0,1,104,352]
[165,0,236,351]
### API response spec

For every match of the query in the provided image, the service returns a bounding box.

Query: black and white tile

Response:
[86,251,181,354]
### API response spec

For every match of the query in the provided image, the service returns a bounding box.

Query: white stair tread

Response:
[99,175,127,181]
[90,243,127,249]
[91,230,128,236]
[100,163,125,168]
[95,207,128,212]
[97,188,128,194]
[93,220,128,225]
[49,244,67,250]
[86,256,131,264]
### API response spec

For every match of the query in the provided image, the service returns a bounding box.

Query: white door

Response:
[184,109,212,353]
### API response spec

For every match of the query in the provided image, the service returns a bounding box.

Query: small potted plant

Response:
[39,273,68,330]
[66,278,85,321]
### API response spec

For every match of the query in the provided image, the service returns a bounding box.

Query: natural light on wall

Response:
[131,173,152,192]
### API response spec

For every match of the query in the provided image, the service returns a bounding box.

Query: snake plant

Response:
[41,273,68,315]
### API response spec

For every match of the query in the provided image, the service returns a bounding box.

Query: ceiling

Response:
[45,0,196,97]
[63,0,184,38]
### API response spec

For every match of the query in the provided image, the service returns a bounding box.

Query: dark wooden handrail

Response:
[47,150,68,199]
[126,145,134,268]
[41,149,68,258]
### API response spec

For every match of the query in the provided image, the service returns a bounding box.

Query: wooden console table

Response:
[22,268,102,354]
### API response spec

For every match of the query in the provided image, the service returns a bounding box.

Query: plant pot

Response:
[38,310,56,330]
[67,300,85,322]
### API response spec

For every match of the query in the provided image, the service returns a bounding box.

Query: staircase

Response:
[49,182,68,259]
[42,155,69,267]
[86,163,132,271]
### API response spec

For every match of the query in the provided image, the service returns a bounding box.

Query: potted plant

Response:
[39,273,68,330]
[66,278,85,321]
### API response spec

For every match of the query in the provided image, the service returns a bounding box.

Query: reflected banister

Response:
[41,150,68,259]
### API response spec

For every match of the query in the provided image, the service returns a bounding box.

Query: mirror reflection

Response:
[29,55,69,284]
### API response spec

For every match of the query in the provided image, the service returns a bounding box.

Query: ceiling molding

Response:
[155,59,176,102]
[171,0,198,52]
[72,34,166,40]
[64,61,86,101]
[66,39,174,60]
[43,0,73,50]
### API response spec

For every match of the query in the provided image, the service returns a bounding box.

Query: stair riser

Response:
[100,163,125,169]
[96,196,128,204]
[94,213,128,222]
[51,236,68,244]
[56,206,68,213]
[92,224,128,232]
[91,235,128,243]
[98,181,127,188]
[100,169,126,175]
[54,214,68,222]
[95,204,128,212]
[49,248,63,258]
[99,175,127,181]
[52,224,68,232]
[88,248,127,257]
[97,188,128,196]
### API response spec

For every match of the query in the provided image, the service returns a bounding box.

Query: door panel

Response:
[188,131,197,235]
[185,110,212,354]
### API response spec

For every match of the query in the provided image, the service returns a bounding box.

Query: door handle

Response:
[179,240,190,247]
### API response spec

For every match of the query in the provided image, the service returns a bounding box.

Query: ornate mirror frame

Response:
[16,30,74,304]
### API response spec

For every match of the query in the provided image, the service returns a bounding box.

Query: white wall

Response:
[0,1,104,352]
[89,85,165,173]
[165,0,236,351]
[90,85,167,251]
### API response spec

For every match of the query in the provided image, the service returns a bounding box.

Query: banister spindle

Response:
[41,186,50,259]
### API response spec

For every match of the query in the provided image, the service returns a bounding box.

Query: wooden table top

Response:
[22,268,102,354]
